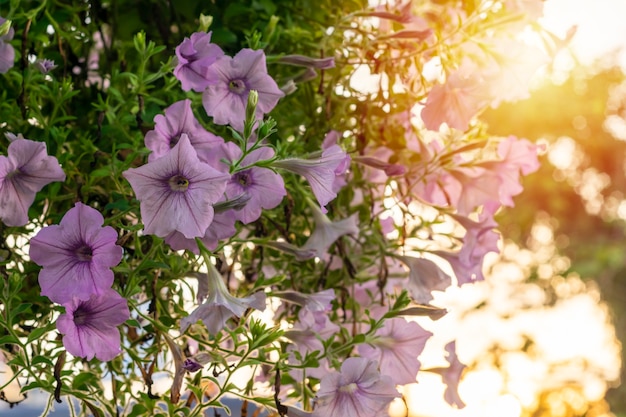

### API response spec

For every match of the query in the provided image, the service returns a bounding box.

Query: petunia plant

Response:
[0,1,560,416]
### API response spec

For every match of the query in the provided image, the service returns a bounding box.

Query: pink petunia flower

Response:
[397,255,452,304]
[181,262,266,335]
[434,213,500,286]
[202,48,284,132]
[420,68,488,132]
[313,357,400,417]
[442,341,466,408]
[29,202,123,304]
[174,31,224,92]
[57,289,130,361]
[0,138,66,226]
[144,99,224,163]
[0,17,15,73]
[273,145,350,213]
[217,142,286,224]
[358,317,432,385]
[123,135,230,239]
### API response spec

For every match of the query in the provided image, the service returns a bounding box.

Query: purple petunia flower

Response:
[217,142,285,224]
[313,357,400,417]
[358,317,432,385]
[202,48,284,132]
[181,261,266,335]
[123,135,230,239]
[0,17,15,73]
[56,289,130,361]
[0,138,66,226]
[273,144,349,213]
[144,99,224,163]
[34,58,56,74]
[397,255,452,304]
[174,31,224,92]
[29,202,123,304]
[163,208,238,254]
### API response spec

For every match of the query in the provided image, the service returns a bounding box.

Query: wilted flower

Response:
[181,262,266,335]
[202,48,284,132]
[144,99,224,163]
[174,31,224,92]
[123,135,230,239]
[277,54,335,69]
[0,138,66,226]
[314,357,400,417]
[358,317,432,385]
[0,17,15,73]
[442,341,466,408]
[57,289,130,361]
[30,202,123,304]
[301,203,359,256]
[273,288,335,311]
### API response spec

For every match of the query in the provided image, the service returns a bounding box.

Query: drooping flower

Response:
[396,255,452,304]
[358,317,432,385]
[434,213,500,286]
[0,17,15,73]
[217,142,286,224]
[442,341,466,408]
[174,31,224,92]
[181,262,266,335]
[0,138,66,227]
[277,54,335,69]
[29,202,123,304]
[272,288,335,312]
[273,144,350,213]
[56,289,130,361]
[123,135,230,239]
[313,357,400,417]
[144,99,224,163]
[202,48,284,132]
[301,203,359,256]
[420,68,488,132]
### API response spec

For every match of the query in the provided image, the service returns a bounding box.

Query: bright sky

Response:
[541,0,626,67]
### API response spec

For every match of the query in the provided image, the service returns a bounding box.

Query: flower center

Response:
[339,382,359,394]
[234,171,252,187]
[73,306,89,325]
[169,175,190,192]
[170,133,182,148]
[228,79,247,94]
[75,245,93,262]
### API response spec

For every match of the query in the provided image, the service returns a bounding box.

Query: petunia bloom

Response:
[202,48,284,132]
[0,138,66,227]
[34,58,56,74]
[56,289,130,361]
[217,142,286,224]
[397,255,452,304]
[174,31,224,92]
[301,203,359,256]
[314,357,400,417]
[273,144,350,213]
[0,17,15,73]
[358,317,432,385]
[442,341,466,408]
[144,99,224,163]
[181,262,266,335]
[123,135,230,239]
[29,202,123,304]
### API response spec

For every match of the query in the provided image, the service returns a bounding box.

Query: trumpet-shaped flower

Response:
[181,262,266,335]
[123,135,230,239]
[202,48,284,132]
[144,99,224,163]
[358,317,432,385]
[57,289,129,361]
[442,341,466,408]
[301,203,359,256]
[217,142,285,224]
[29,202,123,304]
[397,255,451,304]
[174,31,224,92]
[0,17,14,73]
[274,145,350,212]
[314,357,399,417]
[0,138,66,227]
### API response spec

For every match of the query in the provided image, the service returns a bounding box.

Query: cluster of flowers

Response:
[0,0,550,415]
